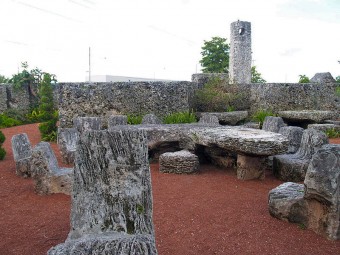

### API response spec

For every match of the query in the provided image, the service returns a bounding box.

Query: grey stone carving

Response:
[108,114,128,127]
[229,20,252,84]
[73,116,102,133]
[31,142,73,195]
[273,129,329,182]
[262,116,285,133]
[48,128,157,255]
[57,128,79,165]
[310,72,336,83]
[278,126,304,154]
[11,133,32,178]
[159,150,199,174]
[269,144,340,240]
[196,111,248,125]
[278,110,337,124]
[142,114,162,125]
[198,114,219,125]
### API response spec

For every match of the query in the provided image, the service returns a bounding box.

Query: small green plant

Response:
[0,114,22,128]
[252,109,275,128]
[298,223,307,230]
[0,130,6,160]
[163,111,197,124]
[127,114,143,125]
[226,105,235,112]
[325,128,340,138]
[136,204,144,214]
[336,86,340,97]
[298,74,310,83]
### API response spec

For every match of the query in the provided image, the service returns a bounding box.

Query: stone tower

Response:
[229,20,252,84]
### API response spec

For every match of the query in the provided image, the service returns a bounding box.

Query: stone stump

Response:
[11,133,32,178]
[48,128,157,255]
[31,142,73,195]
[237,154,266,180]
[273,129,328,182]
[262,116,285,133]
[108,114,128,127]
[159,150,199,174]
[278,126,304,154]
[73,117,102,133]
[57,128,79,164]
[142,114,162,124]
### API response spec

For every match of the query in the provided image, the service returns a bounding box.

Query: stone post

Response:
[229,20,252,84]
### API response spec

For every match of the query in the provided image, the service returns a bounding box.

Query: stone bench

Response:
[159,150,199,174]
[307,123,340,132]
[11,133,32,178]
[269,144,340,240]
[31,142,73,195]
[273,129,328,182]
[57,128,79,164]
[278,110,337,125]
[48,128,157,255]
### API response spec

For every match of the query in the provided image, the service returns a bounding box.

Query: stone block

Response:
[262,116,285,133]
[310,72,336,83]
[198,114,219,125]
[11,133,32,178]
[307,124,340,132]
[237,154,266,180]
[278,110,337,124]
[159,150,199,174]
[108,114,128,127]
[142,113,162,124]
[278,126,304,154]
[57,128,79,164]
[196,111,248,125]
[73,116,102,133]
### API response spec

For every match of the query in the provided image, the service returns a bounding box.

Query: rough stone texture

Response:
[273,129,329,182]
[159,150,199,174]
[31,142,73,195]
[0,85,7,112]
[73,116,102,133]
[48,128,157,255]
[242,122,261,129]
[196,111,248,125]
[278,126,304,154]
[237,155,266,180]
[307,123,340,132]
[191,73,229,89]
[198,114,220,125]
[278,110,337,124]
[57,128,79,164]
[268,182,308,224]
[203,147,237,168]
[310,72,336,83]
[262,116,286,133]
[108,115,128,127]
[229,21,252,84]
[250,83,337,114]
[58,82,197,128]
[142,114,162,125]
[304,144,340,240]
[11,133,32,178]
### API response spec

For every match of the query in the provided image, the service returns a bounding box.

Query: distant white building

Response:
[85,75,173,82]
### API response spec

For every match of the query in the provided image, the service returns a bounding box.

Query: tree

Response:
[200,37,229,73]
[336,76,340,83]
[251,66,266,83]
[0,75,9,83]
[298,75,310,83]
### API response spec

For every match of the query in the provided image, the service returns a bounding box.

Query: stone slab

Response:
[278,110,337,123]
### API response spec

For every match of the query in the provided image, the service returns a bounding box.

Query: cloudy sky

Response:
[1,0,340,82]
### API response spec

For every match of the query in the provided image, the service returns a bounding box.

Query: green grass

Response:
[127,114,143,125]
[163,111,197,124]
[251,109,275,128]
[325,128,340,138]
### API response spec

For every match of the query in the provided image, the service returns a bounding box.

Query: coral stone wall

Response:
[58,81,198,128]
[0,84,32,113]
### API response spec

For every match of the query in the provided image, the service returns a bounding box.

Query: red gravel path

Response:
[0,124,339,255]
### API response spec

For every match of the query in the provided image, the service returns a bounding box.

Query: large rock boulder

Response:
[310,72,336,83]
[48,128,157,255]
[11,133,32,178]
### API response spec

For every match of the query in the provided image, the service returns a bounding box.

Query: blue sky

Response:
[0,0,339,82]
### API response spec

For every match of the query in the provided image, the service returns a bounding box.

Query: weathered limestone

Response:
[310,72,336,83]
[108,114,128,127]
[269,144,340,240]
[197,111,248,125]
[73,116,102,133]
[273,129,329,182]
[237,155,266,180]
[278,126,304,154]
[57,128,79,164]
[48,129,157,255]
[31,142,73,195]
[11,133,32,178]
[278,110,337,124]
[262,116,285,133]
[142,114,162,125]
[242,122,261,129]
[198,114,219,125]
[159,150,199,174]
[308,123,340,132]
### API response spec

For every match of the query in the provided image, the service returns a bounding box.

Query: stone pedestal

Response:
[237,154,266,180]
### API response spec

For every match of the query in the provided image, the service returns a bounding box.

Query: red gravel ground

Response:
[0,124,339,255]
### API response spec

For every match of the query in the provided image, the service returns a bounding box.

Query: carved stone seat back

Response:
[57,127,79,164]
[278,126,304,154]
[73,117,102,133]
[262,116,285,133]
[11,133,32,178]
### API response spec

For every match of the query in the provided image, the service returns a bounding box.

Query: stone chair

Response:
[57,128,79,164]
[159,150,199,174]
[11,133,32,178]
[31,142,73,195]
[278,126,304,154]
[73,116,102,133]
[268,144,340,240]
[262,116,285,133]
[273,129,328,182]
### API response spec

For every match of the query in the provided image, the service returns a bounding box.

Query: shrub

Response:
[0,130,5,144]
[0,130,6,160]
[336,86,340,97]
[325,128,340,138]
[127,114,143,125]
[39,119,57,141]
[0,114,22,128]
[194,77,240,112]
[163,111,197,124]
[252,109,275,128]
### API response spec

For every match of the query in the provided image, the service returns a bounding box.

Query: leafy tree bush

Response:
[251,66,266,83]
[163,111,197,124]
[298,75,310,83]
[200,37,229,73]
[0,74,9,83]
[0,114,22,128]
[0,130,6,160]
[252,109,276,128]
